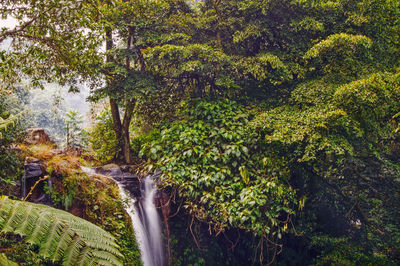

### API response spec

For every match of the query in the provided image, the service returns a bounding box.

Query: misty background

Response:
[1,17,94,144]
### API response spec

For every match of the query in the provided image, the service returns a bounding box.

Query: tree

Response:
[92,0,197,163]
[1,0,197,164]
[64,110,85,149]
[0,0,103,90]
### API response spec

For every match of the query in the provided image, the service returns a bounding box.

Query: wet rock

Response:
[24,163,44,179]
[120,165,131,172]
[22,155,49,202]
[24,158,46,179]
[81,165,142,197]
[98,163,122,176]
[116,173,141,197]
[25,128,55,145]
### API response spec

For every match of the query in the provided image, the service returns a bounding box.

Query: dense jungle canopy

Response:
[0,0,400,265]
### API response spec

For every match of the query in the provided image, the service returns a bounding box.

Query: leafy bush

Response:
[0,89,27,196]
[304,33,372,75]
[64,110,87,149]
[312,236,396,266]
[334,72,400,134]
[253,71,400,264]
[87,109,119,163]
[142,100,298,241]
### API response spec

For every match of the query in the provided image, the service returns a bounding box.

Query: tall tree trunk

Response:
[104,26,141,164]
[117,26,146,164]
[119,27,136,164]
[106,28,126,162]
[121,99,135,164]
[110,98,125,161]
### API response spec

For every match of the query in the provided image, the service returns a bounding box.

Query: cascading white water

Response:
[115,180,154,266]
[81,167,164,266]
[137,176,164,266]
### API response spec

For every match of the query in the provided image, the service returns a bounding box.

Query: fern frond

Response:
[74,245,92,266]
[0,197,123,266]
[14,203,36,235]
[26,212,52,244]
[52,227,76,262]
[0,253,18,266]
[91,250,123,266]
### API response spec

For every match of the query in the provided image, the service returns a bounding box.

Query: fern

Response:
[0,197,123,266]
[0,253,18,266]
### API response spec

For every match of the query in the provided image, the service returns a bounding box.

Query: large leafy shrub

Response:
[304,33,372,76]
[142,100,298,240]
[87,109,119,163]
[0,89,28,196]
[252,71,400,264]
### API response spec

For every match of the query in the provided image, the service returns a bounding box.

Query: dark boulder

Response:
[24,157,46,179]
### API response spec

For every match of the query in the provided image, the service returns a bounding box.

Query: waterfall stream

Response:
[81,167,165,266]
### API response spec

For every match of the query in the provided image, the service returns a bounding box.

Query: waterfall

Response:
[21,174,26,198]
[137,176,164,266]
[81,167,165,266]
[47,178,53,199]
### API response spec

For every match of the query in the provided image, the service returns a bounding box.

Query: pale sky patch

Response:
[0,17,17,29]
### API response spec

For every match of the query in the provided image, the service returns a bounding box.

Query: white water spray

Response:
[81,167,164,266]
[138,176,164,266]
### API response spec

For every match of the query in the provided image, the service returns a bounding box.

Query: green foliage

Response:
[64,110,86,148]
[0,89,27,196]
[312,236,396,266]
[253,70,400,264]
[142,100,297,239]
[49,170,142,265]
[334,72,400,133]
[0,233,53,265]
[252,105,356,162]
[0,0,103,90]
[236,53,293,85]
[0,197,123,266]
[0,253,18,266]
[0,115,17,140]
[2,0,400,264]
[88,109,118,163]
[144,43,237,92]
[304,33,372,75]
